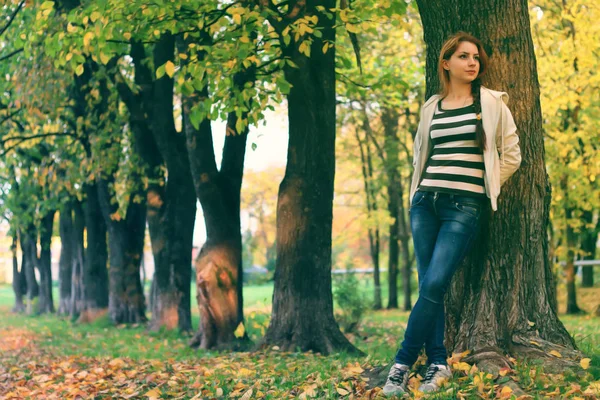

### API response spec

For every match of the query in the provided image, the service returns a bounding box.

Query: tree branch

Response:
[0,48,23,63]
[0,1,25,38]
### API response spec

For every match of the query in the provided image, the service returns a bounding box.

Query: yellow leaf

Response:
[100,52,110,65]
[233,14,242,24]
[239,35,250,43]
[165,61,176,78]
[75,64,84,76]
[500,386,513,398]
[90,11,101,22]
[124,32,132,40]
[499,367,511,376]
[549,350,562,358]
[83,32,94,47]
[67,23,77,33]
[234,322,245,338]
[145,388,161,400]
[454,362,471,372]
[336,387,349,396]
[215,387,223,397]
[580,358,591,369]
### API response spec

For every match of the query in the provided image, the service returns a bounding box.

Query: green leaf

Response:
[75,64,84,76]
[156,65,166,79]
[40,1,55,10]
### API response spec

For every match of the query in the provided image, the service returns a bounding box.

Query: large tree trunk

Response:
[113,39,195,332]
[97,178,147,324]
[11,233,26,313]
[182,38,253,349]
[260,2,361,355]
[21,225,39,314]
[58,203,74,315]
[143,35,197,333]
[417,0,578,373]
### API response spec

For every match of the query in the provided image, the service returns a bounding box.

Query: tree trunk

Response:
[58,203,74,315]
[355,127,382,310]
[21,225,39,314]
[580,210,598,288]
[144,35,196,332]
[182,38,253,349]
[564,205,581,314]
[114,39,196,332]
[381,107,402,310]
[37,211,55,314]
[260,2,361,355]
[11,233,26,313]
[97,178,147,324]
[417,0,577,373]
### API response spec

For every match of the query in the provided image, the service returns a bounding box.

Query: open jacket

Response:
[409,86,522,211]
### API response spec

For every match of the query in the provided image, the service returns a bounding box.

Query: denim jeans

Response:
[394,190,484,366]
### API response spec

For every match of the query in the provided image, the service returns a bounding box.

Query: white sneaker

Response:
[382,363,410,397]
[418,363,451,393]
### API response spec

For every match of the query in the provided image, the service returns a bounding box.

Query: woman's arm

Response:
[497,102,522,186]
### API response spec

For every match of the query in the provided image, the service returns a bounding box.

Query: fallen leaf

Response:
[499,385,513,398]
[145,388,161,400]
[549,350,562,358]
[336,387,349,396]
[580,358,591,369]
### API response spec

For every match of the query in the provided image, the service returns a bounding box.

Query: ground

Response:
[0,282,599,399]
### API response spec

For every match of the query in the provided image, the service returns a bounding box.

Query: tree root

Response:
[363,342,588,392]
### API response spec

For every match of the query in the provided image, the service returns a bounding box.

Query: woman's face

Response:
[443,41,480,83]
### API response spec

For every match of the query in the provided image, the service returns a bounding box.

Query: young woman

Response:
[383,32,522,397]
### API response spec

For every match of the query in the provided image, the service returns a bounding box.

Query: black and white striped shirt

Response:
[417,101,486,197]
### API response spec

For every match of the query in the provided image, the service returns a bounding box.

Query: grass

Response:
[1,281,599,399]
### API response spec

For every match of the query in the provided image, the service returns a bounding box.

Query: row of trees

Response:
[1,0,597,371]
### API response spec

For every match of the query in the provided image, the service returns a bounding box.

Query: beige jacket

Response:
[409,86,522,211]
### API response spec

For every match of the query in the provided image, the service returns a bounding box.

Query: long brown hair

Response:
[438,32,489,151]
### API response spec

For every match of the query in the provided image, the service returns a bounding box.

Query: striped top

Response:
[417,101,486,197]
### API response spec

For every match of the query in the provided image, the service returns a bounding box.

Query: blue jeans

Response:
[394,190,484,366]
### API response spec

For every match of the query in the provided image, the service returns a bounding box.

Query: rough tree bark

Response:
[419,0,578,373]
[183,45,253,349]
[258,0,361,355]
[58,203,74,315]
